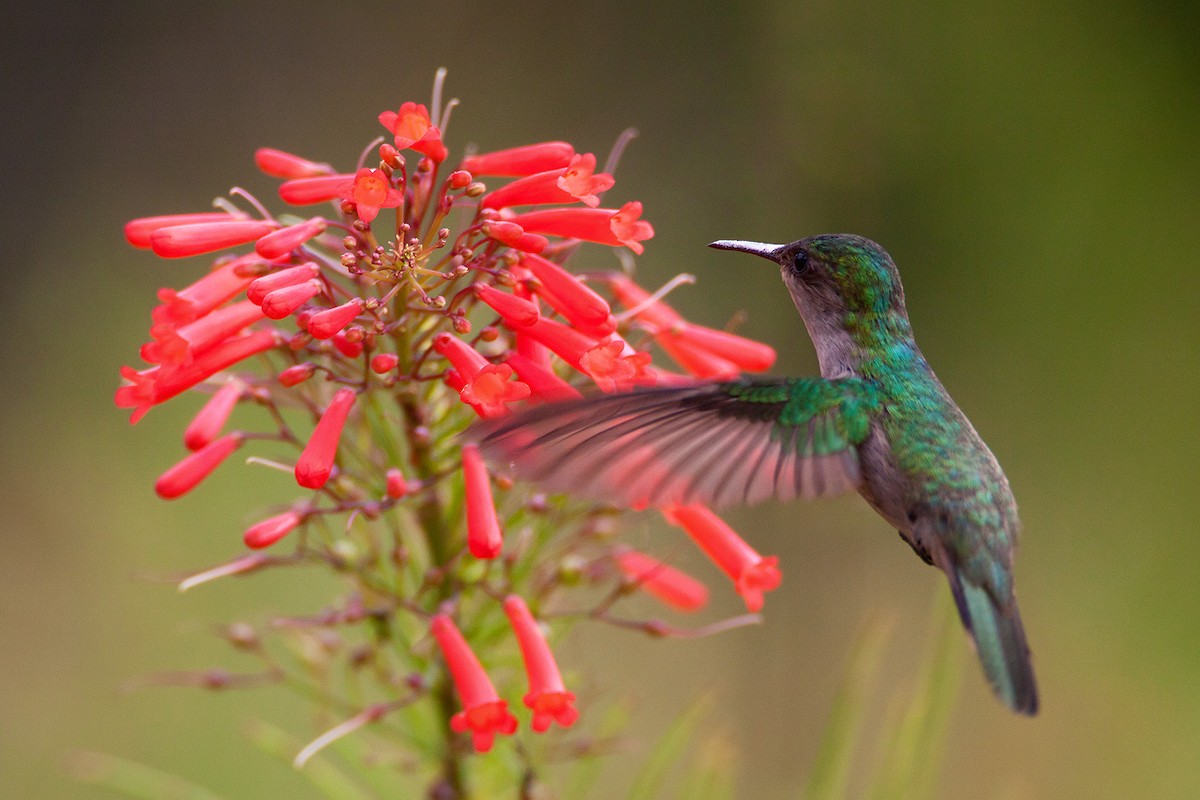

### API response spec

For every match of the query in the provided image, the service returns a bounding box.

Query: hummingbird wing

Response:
[468,378,879,510]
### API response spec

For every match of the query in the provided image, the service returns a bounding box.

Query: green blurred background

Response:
[3,1,1199,797]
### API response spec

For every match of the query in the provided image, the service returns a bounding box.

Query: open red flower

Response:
[504,595,579,732]
[430,614,518,753]
[507,201,654,254]
[338,168,402,223]
[458,363,531,417]
[378,102,447,162]
[662,505,782,612]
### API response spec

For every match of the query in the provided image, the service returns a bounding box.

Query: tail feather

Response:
[947,568,1039,715]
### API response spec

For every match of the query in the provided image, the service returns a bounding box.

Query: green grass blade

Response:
[867,589,964,800]
[802,617,892,800]
[627,694,713,800]
[678,733,738,800]
[69,751,232,800]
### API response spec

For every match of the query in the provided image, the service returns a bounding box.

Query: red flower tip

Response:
[662,505,781,612]
[183,380,243,451]
[385,467,408,499]
[332,329,364,358]
[254,217,326,259]
[378,102,447,162]
[459,363,531,417]
[306,299,363,340]
[153,254,264,329]
[483,220,547,253]
[261,279,323,320]
[155,433,243,499]
[430,614,518,753]
[503,595,579,732]
[578,339,652,391]
[462,444,503,558]
[279,363,316,387]
[507,203,654,254]
[244,510,303,549]
[509,317,597,371]
[254,148,333,179]
[294,388,356,489]
[461,141,576,177]
[278,174,356,205]
[150,219,279,259]
[449,169,473,189]
[615,549,709,612]
[557,153,614,207]
[475,284,540,328]
[655,332,741,379]
[339,168,403,223]
[370,352,399,374]
[125,213,236,249]
[246,263,320,305]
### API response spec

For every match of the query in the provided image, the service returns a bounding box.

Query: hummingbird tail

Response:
[948,569,1039,715]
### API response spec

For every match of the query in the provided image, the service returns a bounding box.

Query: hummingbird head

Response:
[709,234,912,371]
[709,234,906,319]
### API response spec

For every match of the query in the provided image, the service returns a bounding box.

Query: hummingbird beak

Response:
[708,239,787,263]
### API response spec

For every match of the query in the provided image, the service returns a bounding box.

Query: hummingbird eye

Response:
[791,250,810,274]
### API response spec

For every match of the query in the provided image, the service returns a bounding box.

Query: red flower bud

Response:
[155,433,243,499]
[294,388,356,489]
[278,363,316,387]
[462,444,502,558]
[370,352,399,374]
[306,299,362,340]
[183,380,242,451]
[254,148,333,179]
[254,217,326,259]
[125,213,237,249]
[246,263,321,304]
[615,549,709,612]
[150,220,279,259]
[244,510,303,549]
[475,284,540,327]
[278,174,356,205]
[385,467,408,499]
[261,280,322,320]
[460,141,575,177]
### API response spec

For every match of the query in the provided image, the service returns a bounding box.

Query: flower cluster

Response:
[116,74,781,793]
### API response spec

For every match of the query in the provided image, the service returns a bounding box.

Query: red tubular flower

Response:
[432,333,489,377]
[578,339,652,391]
[655,334,741,379]
[482,221,547,254]
[378,102,447,162]
[125,213,237,249]
[385,467,408,499]
[244,510,303,549]
[462,443,502,558]
[508,201,654,254]
[142,300,266,366]
[261,280,322,320]
[662,505,781,612]
[505,353,581,403]
[153,254,265,329]
[254,147,333,179]
[116,329,278,423]
[459,363,531,417]
[509,317,598,371]
[279,174,356,205]
[183,380,243,450]
[154,433,243,499]
[474,284,540,327]
[255,217,326,260]
[150,220,279,259]
[615,549,709,612]
[480,153,613,210]
[278,363,315,387]
[247,263,320,305]
[294,388,356,489]
[460,141,575,177]
[430,614,518,753]
[521,254,612,328]
[659,324,776,373]
[338,168,403,223]
[307,299,362,340]
[370,352,398,374]
[503,595,579,732]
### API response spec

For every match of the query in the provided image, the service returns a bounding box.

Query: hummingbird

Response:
[470,234,1038,715]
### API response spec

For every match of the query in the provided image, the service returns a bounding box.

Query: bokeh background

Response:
[3,1,1199,797]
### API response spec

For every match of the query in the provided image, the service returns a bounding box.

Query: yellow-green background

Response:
[3,1,1198,797]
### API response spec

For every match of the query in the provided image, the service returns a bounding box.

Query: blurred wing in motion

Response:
[468,378,879,509]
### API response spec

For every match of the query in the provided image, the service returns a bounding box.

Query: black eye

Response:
[791,250,809,274]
